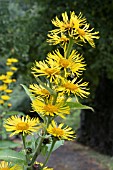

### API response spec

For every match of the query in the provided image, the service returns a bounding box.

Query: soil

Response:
[38,141,109,170]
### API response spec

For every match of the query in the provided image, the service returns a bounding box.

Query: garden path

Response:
[38,141,109,170]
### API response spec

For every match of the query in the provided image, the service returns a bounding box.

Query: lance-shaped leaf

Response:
[0,140,21,149]
[66,102,94,112]
[47,140,64,152]
[5,111,24,116]
[0,149,25,164]
[21,84,35,101]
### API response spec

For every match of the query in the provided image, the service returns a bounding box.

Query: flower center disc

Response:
[77,28,86,36]
[59,59,69,68]
[0,168,9,170]
[53,127,64,136]
[41,89,49,95]
[63,82,78,90]
[16,122,29,130]
[44,104,58,113]
[45,68,56,75]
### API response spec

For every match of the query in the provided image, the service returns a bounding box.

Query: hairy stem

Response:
[29,136,44,166]
[41,139,56,169]
[65,38,74,59]
[22,134,29,164]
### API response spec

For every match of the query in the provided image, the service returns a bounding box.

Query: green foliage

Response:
[21,84,35,101]
[67,102,94,112]
[0,140,20,149]
[0,149,25,164]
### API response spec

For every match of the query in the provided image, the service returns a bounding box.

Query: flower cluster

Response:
[47,11,99,48]
[0,58,18,107]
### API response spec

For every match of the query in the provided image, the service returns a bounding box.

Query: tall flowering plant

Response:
[2,11,99,170]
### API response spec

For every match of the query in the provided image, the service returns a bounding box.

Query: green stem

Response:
[64,93,68,103]
[65,38,74,59]
[41,139,56,169]
[22,134,28,164]
[29,136,44,166]
[52,92,58,105]
[0,112,7,140]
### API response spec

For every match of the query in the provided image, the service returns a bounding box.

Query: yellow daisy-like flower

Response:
[6,71,14,77]
[0,84,7,91]
[1,95,10,101]
[47,120,75,140]
[47,33,69,46]
[12,79,16,82]
[75,24,99,48]
[29,84,50,98]
[10,67,18,71]
[7,103,12,107]
[47,49,86,77]
[31,60,60,82]
[0,161,21,170]
[5,89,13,93]
[7,58,18,63]
[57,78,89,98]
[3,79,12,84]
[6,62,12,66]
[4,115,40,137]
[32,98,70,118]
[48,11,99,47]
[50,11,86,35]
[0,75,6,81]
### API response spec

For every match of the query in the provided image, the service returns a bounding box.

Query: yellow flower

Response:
[47,120,75,140]
[75,24,99,47]
[3,79,12,84]
[47,33,69,46]
[32,98,70,118]
[48,11,99,47]
[47,49,86,77]
[0,84,7,91]
[0,161,21,170]
[4,115,40,137]
[5,89,13,93]
[29,84,50,98]
[57,78,90,98]
[31,60,60,82]
[49,11,86,35]
[0,100,4,104]
[1,95,10,101]
[6,62,12,66]
[7,58,18,63]
[12,79,16,82]
[10,67,18,71]
[8,103,12,107]
[0,75,6,81]
[6,71,14,77]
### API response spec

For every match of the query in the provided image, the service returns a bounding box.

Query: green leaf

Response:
[20,84,35,101]
[67,102,94,112]
[6,111,25,116]
[47,140,64,152]
[0,149,25,164]
[0,140,21,149]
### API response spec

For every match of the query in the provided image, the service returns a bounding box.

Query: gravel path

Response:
[38,141,108,170]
